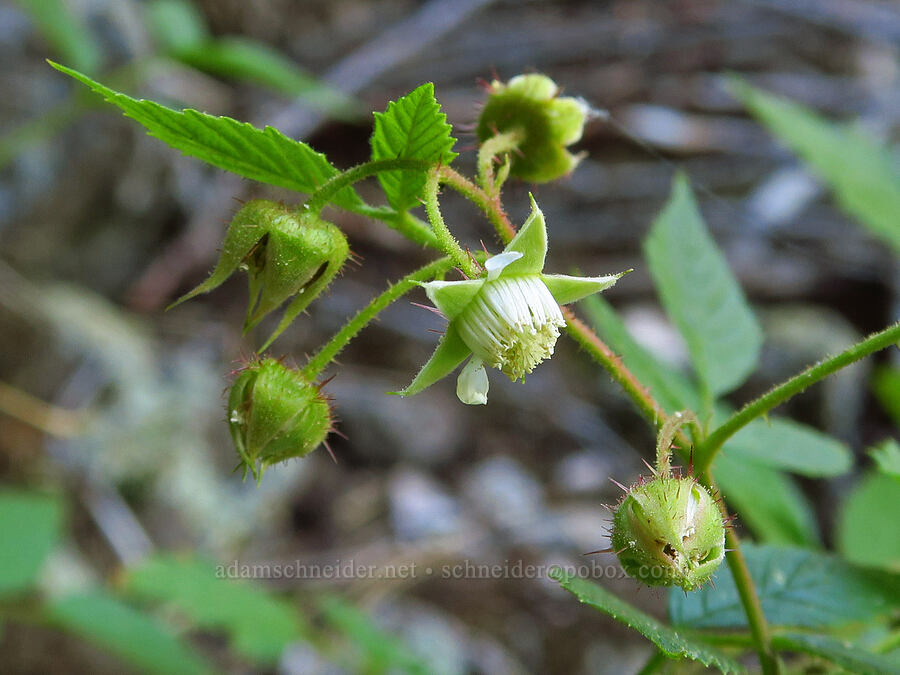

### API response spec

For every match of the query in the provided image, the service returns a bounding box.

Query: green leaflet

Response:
[713,452,819,547]
[773,633,900,675]
[869,439,900,482]
[371,83,457,211]
[49,62,363,210]
[550,569,744,673]
[173,38,360,120]
[837,471,900,571]
[669,543,899,629]
[17,0,102,73]
[583,295,851,479]
[725,417,851,477]
[123,555,307,663]
[731,78,900,255]
[46,590,211,675]
[318,595,428,674]
[644,173,763,399]
[0,489,63,597]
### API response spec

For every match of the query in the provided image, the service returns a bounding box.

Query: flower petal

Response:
[541,271,628,305]
[421,279,484,319]
[396,324,471,397]
[501,194,547,275]
[456,358,489,405]
[484,251,523,280]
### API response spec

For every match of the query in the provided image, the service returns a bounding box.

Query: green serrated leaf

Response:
[123,555,306,664]
[49,61,363,210]
[46,590,211,675]
[726,417,852,477]
[870,439,900,482]
[730,78,900,255]
[17,0,102,73]
[550,569,743,673]
[713,453,819,547]
[318,595,428,674]
[669,543,899,629]
[644,173,763,398]
[0,489,63,597]
[837,471,900,571]
[371,83,457,211]
[774,633,900,675]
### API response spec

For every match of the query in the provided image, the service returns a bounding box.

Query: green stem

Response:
[437,166,517,244]
[701,470,781,674]
[422,168,479,278]
[477,128,523,195]
[452,177,779,673]
[302,257,454,380]
[695,320,900,474]
[305,158,433,215]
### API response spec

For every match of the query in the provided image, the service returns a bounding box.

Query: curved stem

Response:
[302,256,454,380]
[305,158,432,215]
[699,471,781,675]
[437,166,517,243]
[422,168,479,278]
[695,320,900,474]
[444,173,780,671]
[477,128,523,195]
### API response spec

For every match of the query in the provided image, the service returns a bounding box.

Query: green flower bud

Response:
[611,475,726,591]
[476,74,592,183]
[228,358,332,482]
[169,200,349,351]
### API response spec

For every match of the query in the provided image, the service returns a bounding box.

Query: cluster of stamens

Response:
[455,275,565,381]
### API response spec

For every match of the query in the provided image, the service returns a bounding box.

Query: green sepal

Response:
[500,194,547,275]
[228,358,331,482]
[476,74,588,183]
[421,279,484,320]
[397,324,471,397]
[167,205,267,310]
[542,270,628,305]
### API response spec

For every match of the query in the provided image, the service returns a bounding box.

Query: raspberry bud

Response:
[170,200,349,350]
[608,412,726,591]
[476,74,592,183]
[227,358,332,481]
[611,475,725,591]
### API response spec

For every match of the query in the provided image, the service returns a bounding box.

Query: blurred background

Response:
[1,0,899,672]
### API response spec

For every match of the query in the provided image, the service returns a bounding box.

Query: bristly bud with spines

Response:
[227,357,333,482]
[609,412,726,591]
[476,73,593,183]
[168,200,349,351]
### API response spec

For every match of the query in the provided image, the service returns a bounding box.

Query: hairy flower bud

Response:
[611,475,725,591]
[477,73,592,183]
[228,358,332,481]
[169,200,349,350]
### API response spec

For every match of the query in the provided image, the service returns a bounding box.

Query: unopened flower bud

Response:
[170,200,349,350]
[477,74,592,183]
[611,475,725,591]
[228,358,332,481]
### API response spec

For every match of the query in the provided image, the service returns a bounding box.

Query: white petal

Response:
[456,358,489,405]
[484,251,524,281]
